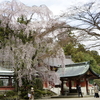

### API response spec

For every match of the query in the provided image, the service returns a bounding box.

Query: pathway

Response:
[36,97,99,100]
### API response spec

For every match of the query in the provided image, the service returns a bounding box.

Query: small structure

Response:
[57,61,100,96]
[0,66,14,91]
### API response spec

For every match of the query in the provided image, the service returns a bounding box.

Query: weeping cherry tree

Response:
[0,0,71,87]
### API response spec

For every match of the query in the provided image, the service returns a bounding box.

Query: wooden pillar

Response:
[85,78,89,95]
[61,79,64,95]
[69,80,71,93]
[8,76,12,86]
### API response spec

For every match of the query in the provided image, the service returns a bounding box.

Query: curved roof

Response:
[57,62,99,78]
[44,57,74,67]
[0,71,14,76]
[0,66,14,76]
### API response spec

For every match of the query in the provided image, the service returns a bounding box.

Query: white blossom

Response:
[0,0,69,86]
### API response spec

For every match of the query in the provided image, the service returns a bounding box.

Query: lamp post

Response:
[31,87,34,100]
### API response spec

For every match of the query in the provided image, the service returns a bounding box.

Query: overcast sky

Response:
[0,0,98,15]
[0,0,100,54]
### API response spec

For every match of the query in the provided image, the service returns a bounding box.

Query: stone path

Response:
[36,97,99,100]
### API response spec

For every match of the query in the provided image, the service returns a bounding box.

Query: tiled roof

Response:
[0,71,14,76]
[44,57,74,67]
[0,66,14,76]
[57,62,90,78]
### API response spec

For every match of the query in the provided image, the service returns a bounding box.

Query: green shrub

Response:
[0,94,4,99]
[34,89,43,99]
[6,91,16,97]
[19,90,28,99]
[46,89,57,96]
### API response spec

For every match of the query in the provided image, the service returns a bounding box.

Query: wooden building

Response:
[57,61,100,95]
[0,67,14,91]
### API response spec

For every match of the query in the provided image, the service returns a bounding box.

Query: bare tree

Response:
[62,1,100,50]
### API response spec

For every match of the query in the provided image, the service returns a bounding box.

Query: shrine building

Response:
[57,61,100,96]
[0,66,14,91]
